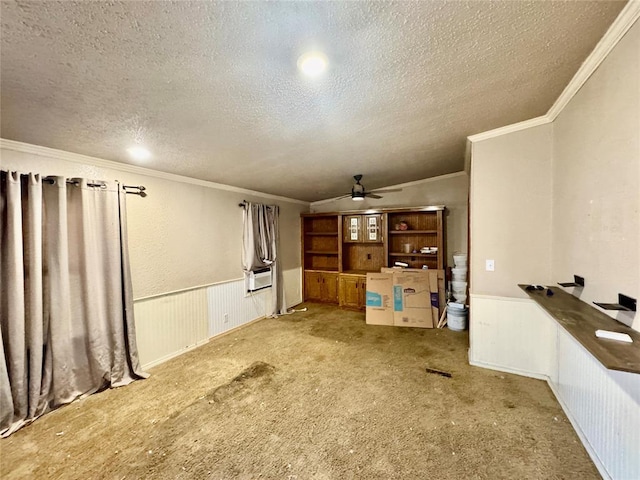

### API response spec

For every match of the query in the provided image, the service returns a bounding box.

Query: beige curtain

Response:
[241,202,287,316]
[0,171,147,437]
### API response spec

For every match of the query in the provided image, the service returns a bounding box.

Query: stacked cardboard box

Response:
[365,268,445,328]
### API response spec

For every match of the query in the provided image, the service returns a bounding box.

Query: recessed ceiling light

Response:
[127,146,151,161]
[297,52,328,77]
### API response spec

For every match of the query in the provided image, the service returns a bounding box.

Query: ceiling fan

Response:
[339,174,402,201]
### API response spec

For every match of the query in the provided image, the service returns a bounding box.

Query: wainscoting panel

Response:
[207,279,269,337]
[134,268,303,371]
[206,267,302,337]
[469,295,555,378]
[551,328,640,480]
[134,288,209,369]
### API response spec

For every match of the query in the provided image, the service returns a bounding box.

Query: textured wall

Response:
[552,21,639,330]
[311,172,469,266]
[0,146,309,299]
[469,124,553,297]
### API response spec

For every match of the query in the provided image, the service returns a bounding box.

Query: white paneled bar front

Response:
[470,294,640,480]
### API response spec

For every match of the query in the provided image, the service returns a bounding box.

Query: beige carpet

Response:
[1,304,598,479]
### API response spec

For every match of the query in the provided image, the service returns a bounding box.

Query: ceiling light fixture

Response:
[297,52,328,77]
[127,146,151,161]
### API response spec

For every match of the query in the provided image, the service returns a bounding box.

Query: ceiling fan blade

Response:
[334,194,352,200]
[369,188,402,194]
[365,193,383,199]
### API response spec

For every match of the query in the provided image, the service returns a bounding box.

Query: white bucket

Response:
[448,307,468,331]
[452,273,466,282]
[451,281,467,291]
[453,253,468,266]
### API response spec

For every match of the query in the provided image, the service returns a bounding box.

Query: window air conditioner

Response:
[248,268,272,292]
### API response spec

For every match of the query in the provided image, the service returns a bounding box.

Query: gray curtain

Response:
[0,171,147,438]
[241,202,287,316]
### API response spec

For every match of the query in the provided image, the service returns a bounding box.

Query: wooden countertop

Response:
[519,285,640,374]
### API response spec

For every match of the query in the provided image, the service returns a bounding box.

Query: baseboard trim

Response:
[142,338,210,371]
[468,357,548,381]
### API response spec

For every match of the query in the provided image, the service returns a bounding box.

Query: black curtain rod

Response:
[41,177,147,196]
[238,201,273,209]
[123,185,147,197]
[43,177,106,188]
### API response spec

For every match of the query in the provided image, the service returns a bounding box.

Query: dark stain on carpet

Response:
[210,361,276,403]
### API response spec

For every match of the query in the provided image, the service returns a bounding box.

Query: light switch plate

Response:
[486,259,495,271]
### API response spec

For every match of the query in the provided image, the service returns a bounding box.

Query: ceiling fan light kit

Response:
[347,174,402,201]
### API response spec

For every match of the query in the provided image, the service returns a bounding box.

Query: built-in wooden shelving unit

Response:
[301,206,446,309]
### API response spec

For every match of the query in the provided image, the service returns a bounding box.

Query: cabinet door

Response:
[358,278,367,307]
[304,272,322,301]
[344,215,362,243]
[339,275,361,308]
[321,272,339,303]
[363,214,382,243]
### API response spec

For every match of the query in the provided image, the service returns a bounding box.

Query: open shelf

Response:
[302,206,446,305]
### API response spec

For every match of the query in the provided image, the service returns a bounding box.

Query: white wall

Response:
[552,20,639,329]
[469,124,553,298]
[311,172,469,266]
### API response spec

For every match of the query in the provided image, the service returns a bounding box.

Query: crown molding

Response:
[468,1,640,144]
[0,138,309,206]
[310,171,467,207]
[547,0,640,120]
[385,171,468,190]
[466,116,550,143]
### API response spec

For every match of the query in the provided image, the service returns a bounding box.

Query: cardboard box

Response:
[392,270,434,328]
[368,268,444,328]
[429,270,440,325]
[365,273,394,326]
[382,267,445,323]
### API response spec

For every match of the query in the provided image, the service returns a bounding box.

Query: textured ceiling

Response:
[0,1,626,201]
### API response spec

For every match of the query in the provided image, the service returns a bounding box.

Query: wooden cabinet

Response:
[341,214,385,274]
[301,206,445,307]
[344,215,362,243]
[339,274,367,310]
[304,271,338,303]
[363,214,382,243]
[343,214,382,243]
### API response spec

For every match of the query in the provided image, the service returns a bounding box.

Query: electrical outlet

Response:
[486,259,495,271]
[223,313,229,323]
